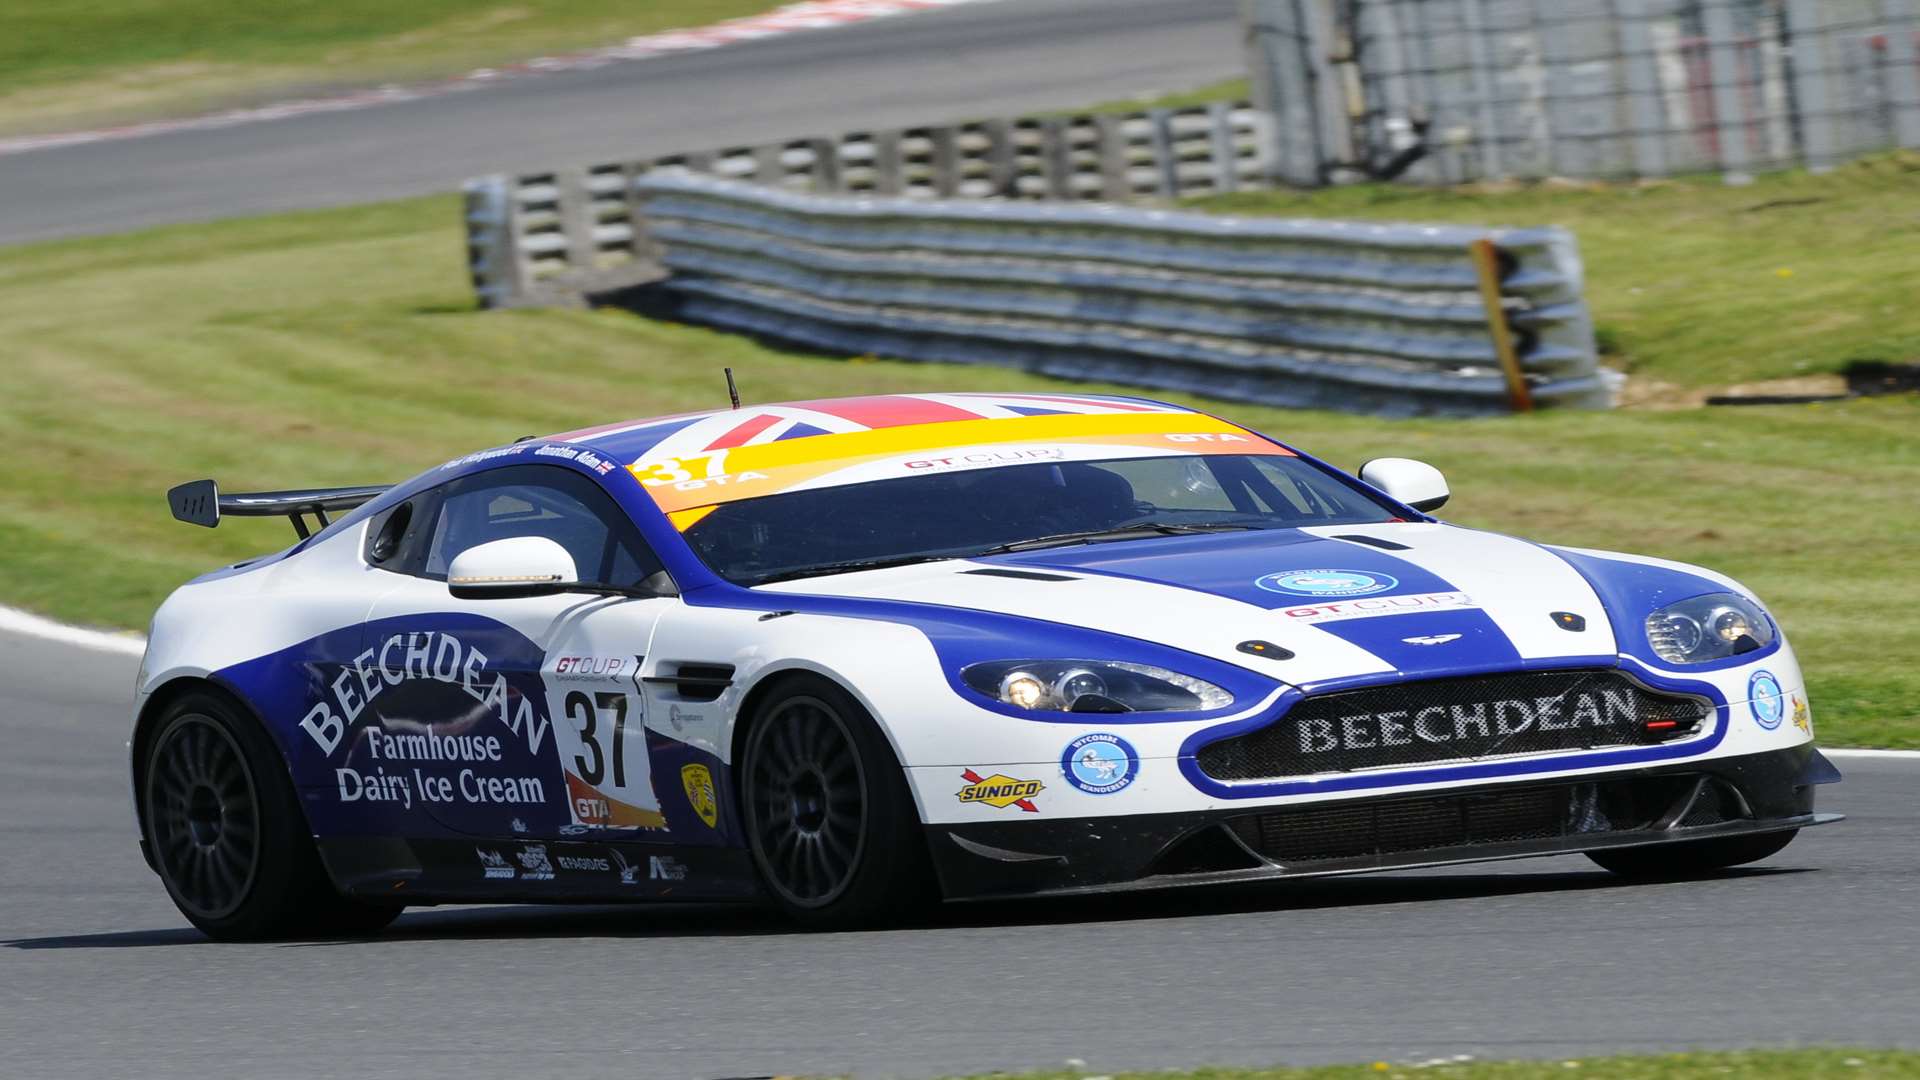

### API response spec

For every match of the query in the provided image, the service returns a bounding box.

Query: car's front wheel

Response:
[1586,829,1799,879]
[141,690,403,941]
[739,674,934,928]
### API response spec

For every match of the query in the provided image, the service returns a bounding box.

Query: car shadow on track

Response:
[4,865,1809,949]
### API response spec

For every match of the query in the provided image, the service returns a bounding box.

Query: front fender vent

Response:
[643,662,736,702]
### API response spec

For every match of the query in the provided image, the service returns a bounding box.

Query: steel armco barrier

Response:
[461,101,1279,309]
[465,168,1614,416]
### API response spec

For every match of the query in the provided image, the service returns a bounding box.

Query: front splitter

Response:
[927,745,1842,901]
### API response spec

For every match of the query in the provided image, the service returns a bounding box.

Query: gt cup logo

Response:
[1748,670,1786,730]
[1256,569,1398,598]
[1061,733,1138,795]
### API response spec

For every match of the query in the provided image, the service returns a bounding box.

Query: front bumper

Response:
[926,745,1842,901]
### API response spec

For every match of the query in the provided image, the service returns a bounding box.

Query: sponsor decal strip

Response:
[637,414,1287,516]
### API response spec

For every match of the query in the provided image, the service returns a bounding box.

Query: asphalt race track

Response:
[6,3,1915,1073]
[1,622,1915,1080]
[0,0,1243,247]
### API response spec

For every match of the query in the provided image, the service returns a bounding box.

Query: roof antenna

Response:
[724,367,741,410]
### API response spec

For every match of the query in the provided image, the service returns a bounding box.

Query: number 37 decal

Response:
[554,689,666,829]
[565,690,632,787]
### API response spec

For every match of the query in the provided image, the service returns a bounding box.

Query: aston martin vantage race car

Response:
[135,391,1841,938]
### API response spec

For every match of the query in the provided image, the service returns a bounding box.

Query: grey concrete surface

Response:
[1,622,1913,1079]
[0,0,1244,247]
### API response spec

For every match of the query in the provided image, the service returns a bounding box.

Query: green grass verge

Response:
[0,0,778,136]
[0,192,1914,746]
[1046,77,1251,116]
[1199,152,1920,389]
[936,1049,1920,1080]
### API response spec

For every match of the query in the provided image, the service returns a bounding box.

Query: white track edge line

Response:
[3,603,1915,758]
[0,0,1014,158]
[0,604,147,658]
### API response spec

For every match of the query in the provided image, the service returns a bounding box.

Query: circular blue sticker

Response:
[1255,569,1398,598]
[1748,670,1785,730]
[1061,733,1138,795]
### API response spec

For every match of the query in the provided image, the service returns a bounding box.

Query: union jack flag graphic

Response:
[556,393,1190,464]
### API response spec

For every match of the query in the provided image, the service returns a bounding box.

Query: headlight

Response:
[962,660,1232,713]
[1645,592,1775,664]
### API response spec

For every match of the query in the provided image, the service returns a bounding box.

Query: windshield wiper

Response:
[980,522,1258,554]
[750,554,959,586]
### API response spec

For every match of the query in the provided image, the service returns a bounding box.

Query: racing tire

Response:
[140,690,403,941]
[739,674,935,928]
[1586,829,1799,880]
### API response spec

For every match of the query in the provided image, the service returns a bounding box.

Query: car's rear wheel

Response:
[739,675,933,928]
[142,690,403,941]
[1586,829,1799,879]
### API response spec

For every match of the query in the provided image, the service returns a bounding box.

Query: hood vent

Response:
[1331,533,1411,551]
[961,567,1079,582]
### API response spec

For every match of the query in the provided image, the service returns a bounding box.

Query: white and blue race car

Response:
[135,392,1841,938]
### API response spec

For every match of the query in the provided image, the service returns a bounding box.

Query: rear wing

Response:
[167,479,392,540]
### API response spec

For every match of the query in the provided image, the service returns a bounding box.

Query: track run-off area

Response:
[2,617,1915,1079]
[0,0,1242,246]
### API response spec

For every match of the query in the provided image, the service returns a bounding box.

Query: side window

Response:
[1238,458,1383,522]
[365,496,439,574]
[415,465,664,587]
[1244,462,1318,516]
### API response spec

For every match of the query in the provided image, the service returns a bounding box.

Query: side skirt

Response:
[317,836,764,905]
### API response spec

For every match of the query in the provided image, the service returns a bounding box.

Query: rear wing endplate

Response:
[167,479,392,540]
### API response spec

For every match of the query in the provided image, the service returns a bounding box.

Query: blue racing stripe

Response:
[1310,608,1521,677]
[1000,529,1458,609]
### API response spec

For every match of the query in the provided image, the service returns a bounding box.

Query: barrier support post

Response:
[1469,239,1535,413]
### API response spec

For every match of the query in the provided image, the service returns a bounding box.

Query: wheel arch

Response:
[727,661,923,822]
[130,676,294,867]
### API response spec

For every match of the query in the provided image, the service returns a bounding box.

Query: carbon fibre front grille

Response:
[1196,669,1710,782]
[1230,786,1566,863]
[1224,774,1734,865]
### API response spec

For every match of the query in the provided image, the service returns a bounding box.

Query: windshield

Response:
[682,454,1400,586]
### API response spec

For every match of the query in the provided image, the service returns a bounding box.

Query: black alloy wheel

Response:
[141,690,403,940]
[147,714,261,921]
[740,675,934,926]
[746,693,868,907]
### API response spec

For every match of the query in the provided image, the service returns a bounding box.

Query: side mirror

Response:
[447,537,578,599]
[1359,458,1450,513]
